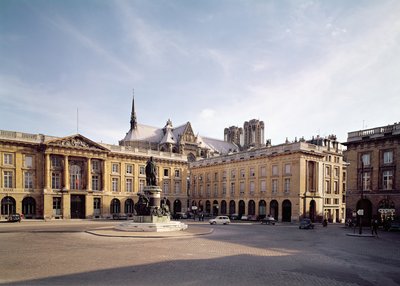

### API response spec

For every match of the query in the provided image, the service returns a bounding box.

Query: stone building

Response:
[120,97,239,161]
[224,119,265,150]
[0,130,189,220]
[189,136,346,223]
[343,122,400,224]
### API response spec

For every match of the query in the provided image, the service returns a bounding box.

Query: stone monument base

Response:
[115,220,188,232]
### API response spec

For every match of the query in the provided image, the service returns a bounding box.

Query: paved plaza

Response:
[0,220,399,286]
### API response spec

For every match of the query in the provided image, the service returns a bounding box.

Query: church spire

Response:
[130,89,137,130]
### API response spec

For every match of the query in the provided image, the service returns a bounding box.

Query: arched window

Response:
[248,200,256,215]
[221,200,227,215]
[125,199,134,214]
[229,200,236,214]
[259,200,266,217]
[282,200,292,222]
[22,197,36,217]
[110,199,120,214]
[1,196,16,215]
[70,164,82,190]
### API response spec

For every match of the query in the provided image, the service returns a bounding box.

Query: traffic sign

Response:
[357,209,364,216]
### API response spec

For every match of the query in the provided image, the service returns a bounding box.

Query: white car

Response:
[209,216,231,225]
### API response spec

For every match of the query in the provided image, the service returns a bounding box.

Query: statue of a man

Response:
[145,156,157,186]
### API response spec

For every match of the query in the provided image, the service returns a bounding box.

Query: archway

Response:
[248,200,256,216]
[229,200,236,214]
[125,199,134,214]
[270,200,279,220]
[212,200,219,216]
[173,199,182,213]
[110,198,121,214]
[309,200,316,222]
[238,200,245,216]
[221,200,227,214]
[357,198,372,226]
[282,200,292,222]
[22,197,36,218]
[205,200,211,214]
[1,196,16,215]
[259,200,266,218]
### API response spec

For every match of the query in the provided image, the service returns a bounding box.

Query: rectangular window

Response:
[51,156,62,168]
[92,175,100,191]
[214,183,218,196]
[383,170,393,190]
[24,172,34,189]
[214,172,218,181]
[52,172,61,189]
[206,184,211,195]
[4,153,13,165]
[249,167,255,177]
[53,197,62,216]
[231,169,236,179]
[4,171,13,188]
[272,179,278,193]
[285,164,291,174]
[240,169,245,178]
[112,178,119,192]
[334,181,339,194]
[334,167,339,178]
[334,198,339,205]
[222,171,227,180]
[139,166,145,175]
[230,182,235,195]
[240,182,245,194]
[383,151,393,164]
[326,166,331,177]
[93,198,101,215]
[92,160,100,172]
[175,169,180,178]
[175,181,181,194]
[164,169,169,177]
[272,165,278,176]
[361,153,370,166]
[260,180,266,192]
[126,164,133,175]
[222,182,227,195]
[362,172,371,191]
[284,178,290,193]
[24,155,33,168]
[163,180,170,194]
[206,173,210,182]
[199,185,203,196]
[126,178,133,192]
[139,179,145,192]
[112,163,119,173]
[325,180,331,194]
[249,181,255,193]
[260,166,266,177]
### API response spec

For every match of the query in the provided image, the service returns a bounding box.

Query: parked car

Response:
[173,212,187,219]
[209,216,231,225]
[7,213,21,223]
[112,213,128,220]
[247,215,258,221]
[229,214,240,220]
[299,218,314,229]
[384,219,400,231]
[240,215,248,221]
[261,216,276,225]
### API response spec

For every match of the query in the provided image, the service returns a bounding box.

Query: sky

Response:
[1,0,399,146]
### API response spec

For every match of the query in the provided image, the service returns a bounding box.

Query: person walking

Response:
[371,218,379,237]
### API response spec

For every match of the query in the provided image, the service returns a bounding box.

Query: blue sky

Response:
[1,0,399,145]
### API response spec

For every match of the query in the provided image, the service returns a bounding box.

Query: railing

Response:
[347,122,400,140]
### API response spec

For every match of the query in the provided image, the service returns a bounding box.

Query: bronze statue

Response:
[145,156,157,186]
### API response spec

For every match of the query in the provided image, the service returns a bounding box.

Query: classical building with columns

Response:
[0,130,189,220]
[189,135,347,223]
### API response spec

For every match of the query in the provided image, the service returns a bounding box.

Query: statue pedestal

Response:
[114,185,187,232]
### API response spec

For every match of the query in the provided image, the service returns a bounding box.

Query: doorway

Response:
[71,195,85,219]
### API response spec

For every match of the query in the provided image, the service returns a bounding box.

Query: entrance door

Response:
[71,195,85,219]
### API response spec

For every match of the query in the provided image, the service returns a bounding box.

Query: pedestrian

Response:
[322,219,328,227]
[371,219,379,237]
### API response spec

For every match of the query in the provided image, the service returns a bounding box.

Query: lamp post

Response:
[359,158,364,235]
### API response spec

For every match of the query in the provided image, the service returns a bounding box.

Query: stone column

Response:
[87,158,92,191]
[64,155,69,191]
[44,154,51,191]
[102,160,107,192]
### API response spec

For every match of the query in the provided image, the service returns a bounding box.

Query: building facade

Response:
[189,137,346,223]
[0,130,189,220]
[344,122,400,224]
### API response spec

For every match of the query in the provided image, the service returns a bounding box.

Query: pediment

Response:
[46,134,109,151]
